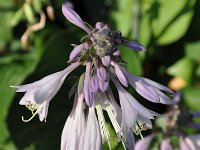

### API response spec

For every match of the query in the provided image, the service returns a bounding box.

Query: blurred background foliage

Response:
[0,0,200,149]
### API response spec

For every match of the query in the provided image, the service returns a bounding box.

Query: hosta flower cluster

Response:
[11,3,174,150]
[135,92,200,150]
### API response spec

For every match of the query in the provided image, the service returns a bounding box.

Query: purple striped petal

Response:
[62,4,91,34]
[11,62,81,92]
[119,87,137,132]
[61,94,86,150]
[101,55,111,66]
[90,75,99,93]
[160,139,173,150]
[83,107,102,150]
[155,89,173,105]
[125,72,160,103]
[135,134,155,150]
[143,78,174,94]
[185,134,200,150]
[112,77,155,120]
[121,38,145,51]
[99,80,109,92]
[97,66,108,81]
[125,131,135,150]
[83,61,94,107]
[112,62,128,87]
[180,136,191,150]
[69,43,85,61]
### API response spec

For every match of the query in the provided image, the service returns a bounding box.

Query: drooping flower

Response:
[11,62,80,122]
[134,92,200,150]
[11,3,175,150]
[61,93,86,150]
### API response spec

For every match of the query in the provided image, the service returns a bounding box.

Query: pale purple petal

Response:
[34,74,66,103]
[160,138,173,150]
[121,38,145,51]
[11,62,81,92]
[97,66,108,81]
[118,86,137,132]
[113,81,153,119]
[135,134,155,150]
[101,55,111,66]
[107,87,122,124]
[99,80,109,92]
[95,22,104,29]
[125,131,135,150]
[173,91,181,104]
[69,43,85,61]
[84,61,94,107]
[62,4,91,34]
[19,90,35,105]
[180,136,191,150]
[185,134,200,150]
[112,77,155,120]
[154,89,173,105]
[39,100,49,121]
[112,62,128,87]
[83,107,102,150]
[61,94,86,150]
[90,74,99,92]
[113,49,120,56]
[125,72,160,103]
[143,78,174,94]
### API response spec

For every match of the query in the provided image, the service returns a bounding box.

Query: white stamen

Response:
[96,104,111,150]
[122,142,127,150]
[133,121,147,138]
[22,104,43,122]
[106,105,126,142]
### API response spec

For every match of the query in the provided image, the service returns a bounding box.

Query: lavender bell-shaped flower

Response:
[11,3,175,150]
[61,93,86,150]
[11,62,80,122]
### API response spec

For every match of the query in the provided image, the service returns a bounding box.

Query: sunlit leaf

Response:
[167,58,195,83]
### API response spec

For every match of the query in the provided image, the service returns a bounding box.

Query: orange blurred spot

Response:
[168,77,187,90]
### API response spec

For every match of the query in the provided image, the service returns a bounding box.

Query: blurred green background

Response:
[0,0,200,149]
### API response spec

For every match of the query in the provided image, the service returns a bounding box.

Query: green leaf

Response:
[120,46,143,76]
[108,0,134,36]
[139,0,196,45]
[0,47,42,149]
[167,58,195,83]
[0,0,14,50]
[154,0,195,44]
[185,41,200,63]
[182,86,200,110]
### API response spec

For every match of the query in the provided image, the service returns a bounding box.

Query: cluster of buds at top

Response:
[67,19,146,107]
